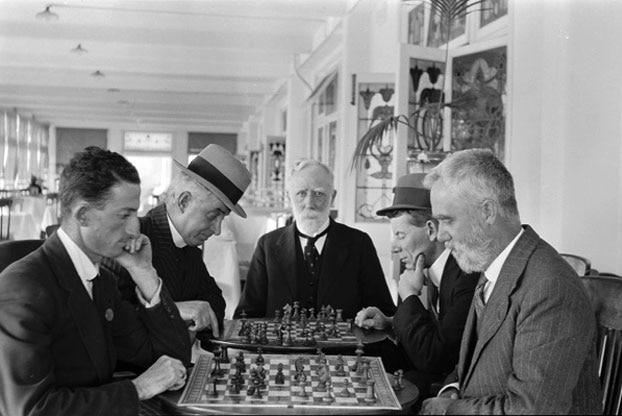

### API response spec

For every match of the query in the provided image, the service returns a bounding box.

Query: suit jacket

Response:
[393,253,479,375]
[0,234,191,416]
[235,220,396,319]
[445,226,602,414]
[110,204,226,333]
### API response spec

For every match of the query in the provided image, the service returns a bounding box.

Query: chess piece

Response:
[346,318,354,333]
[309,307,316,321]
[340,378,352,397]
[292,301,300,322]
[275,363,285,384]
[283,328,293,346]
[299,379,308,398]
[364,380,377,403]
[393,369,405,391]
[255,348,265,365]
[252,378,263,399]
[236,352,246,373]
[229,375,241,394]
[206,377,218,397]
[336,308,344,322]
[211,356,224,377]
[323,380,335,403]
[274,309,281,323]
[221,346,230,363]
[335,355,346,376]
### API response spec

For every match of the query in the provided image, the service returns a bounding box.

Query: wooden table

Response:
[151,372,418,415]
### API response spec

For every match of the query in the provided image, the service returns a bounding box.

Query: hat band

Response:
[393,187,430,208]
[188,157,243,204]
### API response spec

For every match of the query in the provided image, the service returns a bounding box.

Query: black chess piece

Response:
[393,369,405,391]
[275,363,285,384]
[255,347,265,365]
[340,378,352,397]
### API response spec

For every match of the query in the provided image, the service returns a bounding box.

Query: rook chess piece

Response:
[364,380,377,403]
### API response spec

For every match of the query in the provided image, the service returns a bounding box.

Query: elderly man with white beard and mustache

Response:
[420,149,602,415]
[235,158,395,321]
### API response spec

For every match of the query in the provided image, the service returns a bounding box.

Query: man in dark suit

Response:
[235,158,395,319]
[421,149,602,414]
[109,144,251,340]
[354,173,479,399]
[0,147,191,416]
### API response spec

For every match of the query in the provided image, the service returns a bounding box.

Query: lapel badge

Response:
[105,308,114,322]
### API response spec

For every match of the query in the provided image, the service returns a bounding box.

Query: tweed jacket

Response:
[393,253,479,375]
[235,220,396,319]
[0,234,191,416]
[445,226,602,414]
[110,204,226,333]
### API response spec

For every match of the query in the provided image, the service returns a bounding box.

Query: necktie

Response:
[91,275,105,316]
[474,273,488,325]
[298,226,330,279]
[426,278,439,320]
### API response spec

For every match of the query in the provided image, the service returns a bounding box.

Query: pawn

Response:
[275,363,285,384]
[323,380,335,403]
[298,379,308,398]
[335,355,346,377]
[393,369,405,391]
[309,307,316,321]
[236,352,247,373]
[255,348,265,365]
[206,377,218,397]
[340,378,352,397]
[274,309,281,323]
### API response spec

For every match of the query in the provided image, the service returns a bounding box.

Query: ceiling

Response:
[0,0,352,133]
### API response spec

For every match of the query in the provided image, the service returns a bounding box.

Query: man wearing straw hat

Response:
[108,144,251,343]
[354,173,479,400]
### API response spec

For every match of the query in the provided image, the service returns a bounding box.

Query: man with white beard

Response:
[420,149,602,415]
[235,158,395,320]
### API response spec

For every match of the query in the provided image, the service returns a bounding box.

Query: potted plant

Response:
[351,0,485,171]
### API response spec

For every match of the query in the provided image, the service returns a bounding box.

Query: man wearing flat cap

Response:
[107,144,251,344]
[354,173,479,399]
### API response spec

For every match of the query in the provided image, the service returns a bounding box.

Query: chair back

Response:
[561,253,592,276]
[0,239,44,273]
[582,275,622,414]
[0,198,13,240]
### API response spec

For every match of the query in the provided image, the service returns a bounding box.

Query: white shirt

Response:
[481,228,524,303]
[167,214,187,248]
[57,227,99,299]
[296,219,330,255]
[428,248,452,290]
[56,227,162,307]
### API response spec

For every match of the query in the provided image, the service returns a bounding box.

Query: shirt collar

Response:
[484,228,524,284]
[56,227,99,283]
[167,213,187,248]
[428,248,451,289]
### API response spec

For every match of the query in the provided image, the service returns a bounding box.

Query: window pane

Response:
[125,155,171,215]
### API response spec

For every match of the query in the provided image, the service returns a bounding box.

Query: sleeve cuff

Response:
[135,278,162,308]
[438,382,460,397]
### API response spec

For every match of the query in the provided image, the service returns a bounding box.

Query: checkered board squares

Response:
[223,319,360,347]
[178,353,401,410]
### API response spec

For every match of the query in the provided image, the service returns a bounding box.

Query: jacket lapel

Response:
[461,226,539,387]
[43,234,112,382]
[317,222,349,306]
[275,224,298,299]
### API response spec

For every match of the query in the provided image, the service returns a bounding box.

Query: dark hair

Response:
[59,146,140,218]
[384,208,435,227]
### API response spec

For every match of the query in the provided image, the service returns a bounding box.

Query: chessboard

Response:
[217,303,386,351]
[177,352,402,411]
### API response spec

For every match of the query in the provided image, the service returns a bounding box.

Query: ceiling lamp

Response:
[91,70,105,78]
[35,5,59,21]
[71,44,88,55]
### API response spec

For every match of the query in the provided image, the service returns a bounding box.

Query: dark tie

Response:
[298,227,329,279]
[474,273,488,326]
[91,275,105,318]
[426,278,439,320]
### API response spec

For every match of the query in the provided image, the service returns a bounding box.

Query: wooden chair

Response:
[582,275,622,414]
[561,253,592,276]
[0,197,13,240]
[0,239,44,273]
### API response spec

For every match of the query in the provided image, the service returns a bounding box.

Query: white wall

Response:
[511,0,622,274]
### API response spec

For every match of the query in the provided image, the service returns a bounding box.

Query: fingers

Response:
[207,306,219,338]
[354,307,376,328]
[415,252,426,272]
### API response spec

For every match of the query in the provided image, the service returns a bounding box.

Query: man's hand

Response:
[114,234,160,301]
[420,397,457,415]
[131,355,187,401]
[398,253,426,300]
[354,306,391,330]
[176,300,219,337]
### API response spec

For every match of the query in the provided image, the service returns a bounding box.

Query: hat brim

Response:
[376,203,431,217]
[174,160,247,218]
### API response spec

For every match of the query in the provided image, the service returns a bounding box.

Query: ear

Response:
[481,199,498,225]
[330,189,337,204]
[426,220,438,242]
[178,191,192,213]
[74,203,90,227]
